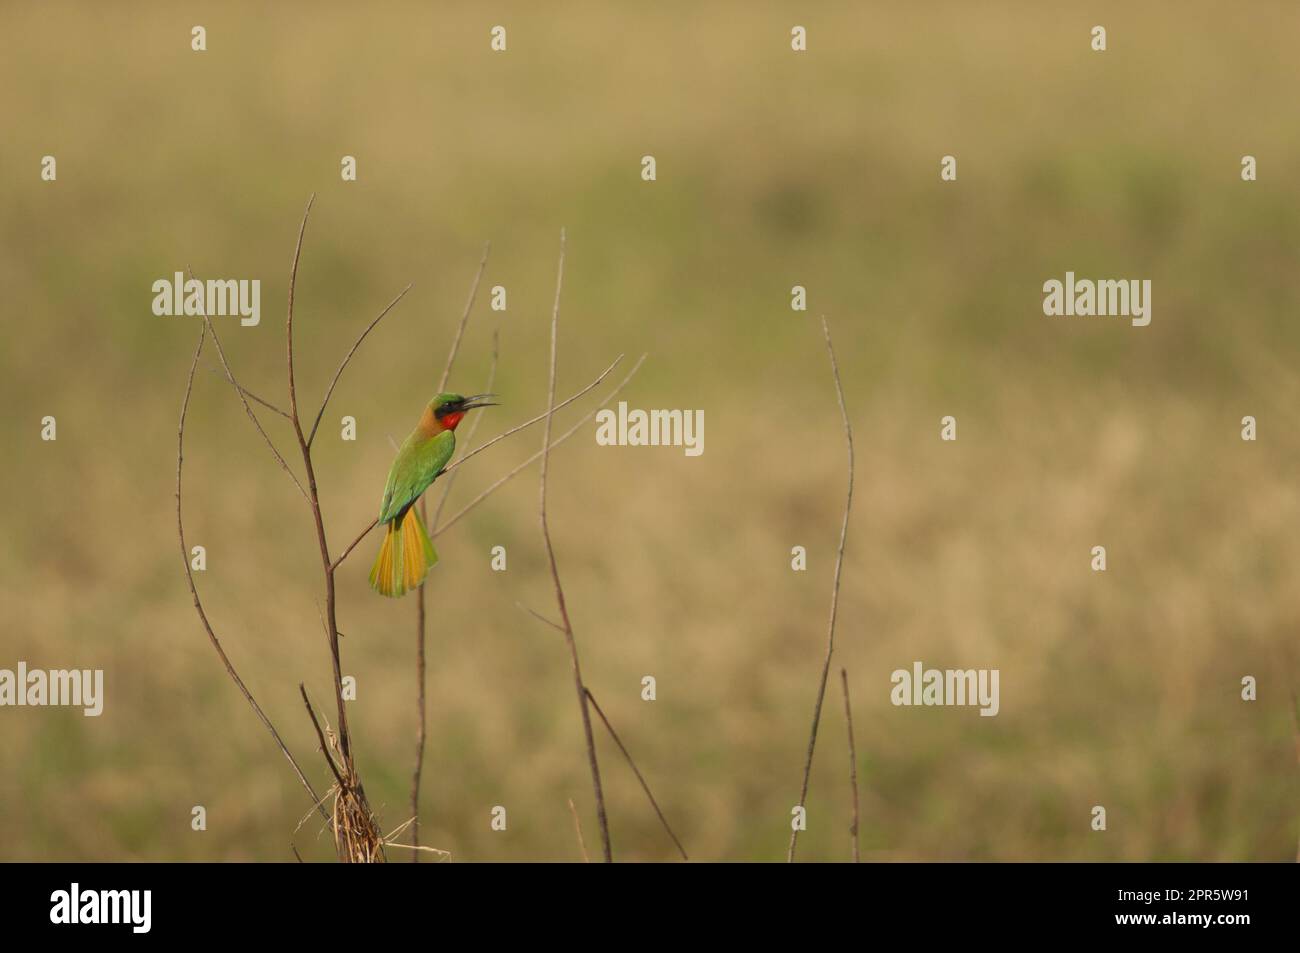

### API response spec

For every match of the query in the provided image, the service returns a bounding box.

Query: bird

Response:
[368,393,497,597]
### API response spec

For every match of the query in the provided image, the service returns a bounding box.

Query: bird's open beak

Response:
[459,394,498,411]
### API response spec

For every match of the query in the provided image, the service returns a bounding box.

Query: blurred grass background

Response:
[1,1,1298,861]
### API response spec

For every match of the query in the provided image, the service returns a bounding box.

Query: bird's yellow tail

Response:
[368,506,438,598]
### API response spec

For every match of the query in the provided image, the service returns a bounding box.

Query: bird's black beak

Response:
[459,394,498,411]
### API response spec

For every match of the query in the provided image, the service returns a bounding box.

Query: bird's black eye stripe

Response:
[435,400,462,419]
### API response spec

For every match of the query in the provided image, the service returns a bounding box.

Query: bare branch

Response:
[788,316,855,863]
[538,229,612,862]
[186,200,385,863]
[308,283,413,448]
[841,668,860,863]
[176,323,326,821]
[585,689,688,861]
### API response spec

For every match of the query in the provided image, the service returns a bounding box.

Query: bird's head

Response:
[427,393,497,432]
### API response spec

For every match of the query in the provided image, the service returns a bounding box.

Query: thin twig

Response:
[190,268,308,503]
[432,354,647,540]
[411,569,427,862]
[331,524,376,572]
[788,316,855,863]
[284,194,315,426]
[516,601,566,634]
[329,353,637,571]
[308,283,413,447]
[206,368,291,418]
[568,798,591,863]
[411,244,491,860]
[432,329,498,531]
[538,229,612,862]
[175,324,326,821]
[841,667,860,863]
[438,241,491,393]
[585,689,688,860]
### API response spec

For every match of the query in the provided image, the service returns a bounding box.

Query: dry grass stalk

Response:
[788,316,855,862]
[841,667,860,863]
[568,798,591,862]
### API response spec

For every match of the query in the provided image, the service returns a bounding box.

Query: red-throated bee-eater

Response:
[368,393,497,597]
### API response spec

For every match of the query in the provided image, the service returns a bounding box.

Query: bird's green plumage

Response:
[369,393,495,597]
[378,428,455,523]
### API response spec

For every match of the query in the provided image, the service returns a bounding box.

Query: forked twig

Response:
[206,368,291,419]
[788,316,855,862]
[585,689,688,860]
[181,196,397,862]
[308,283,413,448]
[190,268,308,503]
[176,324,326,821]
[282,195,354,773]
[538,229,612,862]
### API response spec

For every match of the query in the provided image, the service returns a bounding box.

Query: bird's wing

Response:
[378,429,456,523]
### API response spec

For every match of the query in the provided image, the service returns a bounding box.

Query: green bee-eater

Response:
[368,393,496,597]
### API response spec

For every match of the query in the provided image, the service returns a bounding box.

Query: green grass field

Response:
[2,1,1297,861]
